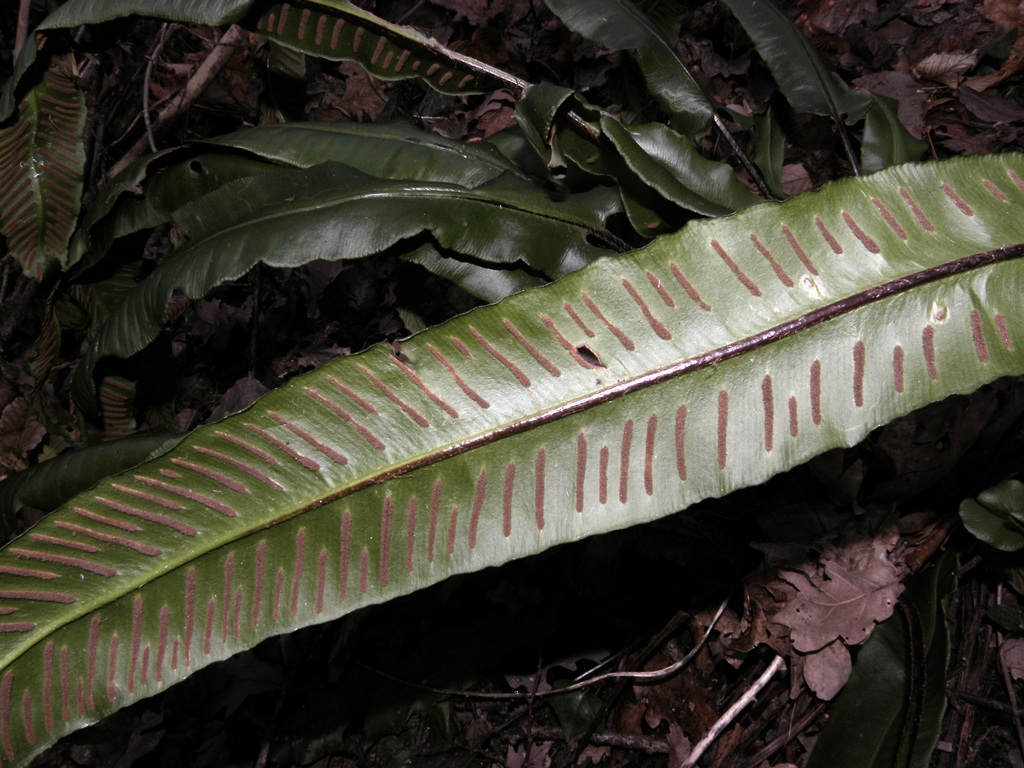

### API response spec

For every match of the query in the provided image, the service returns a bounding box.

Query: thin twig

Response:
[361,596,731,700]
[836,119,861,177]
[558,602,724,768]
[680,654,787,768]
[142,24,172,153]
[395,0,427,24]
[522,656,544,766]
[739,699,827,768]
[947,688,1014,715]
[107,25,249,179]
[713,114,775,199]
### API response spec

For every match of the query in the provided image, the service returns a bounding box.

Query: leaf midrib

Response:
[180,178,617,249]
[11,241,1022,671]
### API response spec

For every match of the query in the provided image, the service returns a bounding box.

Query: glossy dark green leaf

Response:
[515,83,595,179]
[753,106,786,198]
[402,245,544,304]
[808,550,957,768]
[3,155,1024,768]
[198,122,533,188]
[600,118,762,216]
[71,153,278,274]
[516,84,727,234]
[549,688,604,740]
[74,122,537,274]
[861,94,929,174]
[986,604,1024,633]
[960,479,1024,552]
[719,0,871,125]
[72,163,622,409]
[0,433,185,536]
[541,0,715,136]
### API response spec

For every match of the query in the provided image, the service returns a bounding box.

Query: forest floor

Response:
[4,0,1024,766]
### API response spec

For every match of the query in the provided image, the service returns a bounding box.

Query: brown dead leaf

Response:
[781,164,813,197]
[667,723,691,768]
[773,529,903,653]
[939,123,1017,155]
[471,89,518,138]
[982,0,1024,31]
[1000,637,1024,682]
[430,0,491,25]
[337,61,389,122]
[853,71,928,137]
[505,740,552,768]
[799,0,877,34]
[801,640,852,700]
[633,661,718,742]
[193,296,253,342]
[709,596,771,666]
[971,0,1024,89]
[207,376,270,422]
[964,54,1024,91]
[913,51,977,86]
[453,26,519,70]
[578,745,611,765]
[0,397,46,469]
[960,86,1024,124]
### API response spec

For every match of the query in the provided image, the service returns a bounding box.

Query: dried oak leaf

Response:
[802,639,852,700]
[773,531,903,653]
[0,397,46,465]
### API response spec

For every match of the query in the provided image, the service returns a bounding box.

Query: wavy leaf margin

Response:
[0,155,1024,766]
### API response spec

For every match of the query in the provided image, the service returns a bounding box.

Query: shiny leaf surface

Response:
[2,155,1024,767]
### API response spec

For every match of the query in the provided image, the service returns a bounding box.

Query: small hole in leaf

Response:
[189,159,206,175]
[576,346,603,367]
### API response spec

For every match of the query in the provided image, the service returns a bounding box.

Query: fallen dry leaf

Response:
[633,661,718,742]
[667,723,691,768]
[982,0,1024,31]
[801,639,852,700]
[912,51,977,86]
[430,0,491,25]
[799,0,877,34]
[0,397,46,468]
[337,61,389,121]
[853,71,928,137]
[960,86,1024,124]
[1000,636,1024,682]
[207,376,270,422]
[781,163,813,196]
[969,0,1024,89]
[505,740,552,768]
[773,529,904,653]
